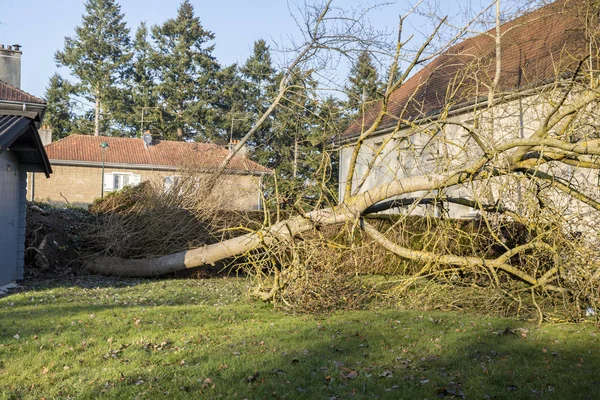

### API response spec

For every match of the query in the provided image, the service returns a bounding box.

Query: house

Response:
[336,0,593,218]
[0,45,52,287]
[29,134,271,210]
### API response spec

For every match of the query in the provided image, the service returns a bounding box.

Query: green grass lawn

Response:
[1,277,599,399]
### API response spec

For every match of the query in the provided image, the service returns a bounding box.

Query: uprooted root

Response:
[24,202,92,277]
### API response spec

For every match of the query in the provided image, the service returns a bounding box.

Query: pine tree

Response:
[265,78,344,209]
[214,63,249,144]
[151,0,221,140]
[308,95,343,205]
[241,40,277,156]
[251,69,321,208]
[381,62,402,94]
[241,40,276,89]
[345,50,381,117]
[55,0,132,136]
[238,43,340,208]
[44,73,75,140]
[241,40,277,117]
[127,22,161,135]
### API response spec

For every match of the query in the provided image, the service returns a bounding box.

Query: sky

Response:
[0,0,424,99]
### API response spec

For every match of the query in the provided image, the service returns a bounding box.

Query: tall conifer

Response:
[128,22,161,135]
[345,50,381,117]
[241,40,277,159]
[55,0,132,136]
[151,0,221,140]
[44,73,75,140]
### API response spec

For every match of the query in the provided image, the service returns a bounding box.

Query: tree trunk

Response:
[488,0,502,106]
[293,135,298,179]
[86,171,483,276]
[94,88,100,137]
[87,205,352,276]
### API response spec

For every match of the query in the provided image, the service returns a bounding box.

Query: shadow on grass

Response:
[59,322,600,399]
[20,257,246,292]
[3,293,599,399]
[19,275,152,291]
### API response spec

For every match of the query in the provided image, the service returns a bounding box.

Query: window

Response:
[163,175,181,192]
[103,172,141,192]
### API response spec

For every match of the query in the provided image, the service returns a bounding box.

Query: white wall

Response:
[338,91,600,219]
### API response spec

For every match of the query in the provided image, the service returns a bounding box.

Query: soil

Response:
[24,203,93,278]
[23,201,244,281]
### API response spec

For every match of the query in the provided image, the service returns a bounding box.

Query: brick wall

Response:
[29,164,263,210]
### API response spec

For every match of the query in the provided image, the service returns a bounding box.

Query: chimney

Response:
[142,131,153,149]
[228,139,248,157]
[38,125,53,146]
[0,44,22,88]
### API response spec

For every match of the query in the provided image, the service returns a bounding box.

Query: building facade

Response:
[30,134,271,210]
[0,45,52,286]
[336,0,595,219]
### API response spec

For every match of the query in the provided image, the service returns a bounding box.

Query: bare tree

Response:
[88,0,600,318]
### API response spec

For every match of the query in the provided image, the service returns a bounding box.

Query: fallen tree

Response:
[87,0,600,318]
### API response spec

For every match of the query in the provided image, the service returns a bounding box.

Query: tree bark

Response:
[94,87,100,137]
[86,168,484,276]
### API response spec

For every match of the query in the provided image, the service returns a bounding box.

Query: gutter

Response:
[0,100,46,127]
[49,159,273,177]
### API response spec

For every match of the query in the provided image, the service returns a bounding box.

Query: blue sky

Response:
[1,0,421,99]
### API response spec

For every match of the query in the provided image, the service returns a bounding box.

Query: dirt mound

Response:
[25,203,93,278]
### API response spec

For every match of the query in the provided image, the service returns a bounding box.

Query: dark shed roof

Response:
[0,115,52,177]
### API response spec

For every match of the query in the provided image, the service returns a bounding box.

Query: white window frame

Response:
[163,175,181,193]
[103,172,141,192]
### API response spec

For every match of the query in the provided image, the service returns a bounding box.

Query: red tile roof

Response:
[45,135,271,174]
[0,80,45,104]
[342,0,587,139]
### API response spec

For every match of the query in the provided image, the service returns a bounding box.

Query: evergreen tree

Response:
[309,95,343,204]
[241,40,276,90]
[241,40,277,156]
[238,43,340,208]
[241,40,277,116]
[254,70,323,207]
[282,94,342,208]
[214,63,249,144]
[345,50,381,116]
[268,82,344,209]
[55,0,132,136]
[44,73,75,140]
[127,22,161,135]
[151,0,221,140]
[380,62,402,94]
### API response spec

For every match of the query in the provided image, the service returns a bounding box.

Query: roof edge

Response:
[50,159,272,176]
[334,76,569,146]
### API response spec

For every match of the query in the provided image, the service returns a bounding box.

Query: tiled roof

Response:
[0,80,45,104]
[342,0,587,138]
[45,135,271,174]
